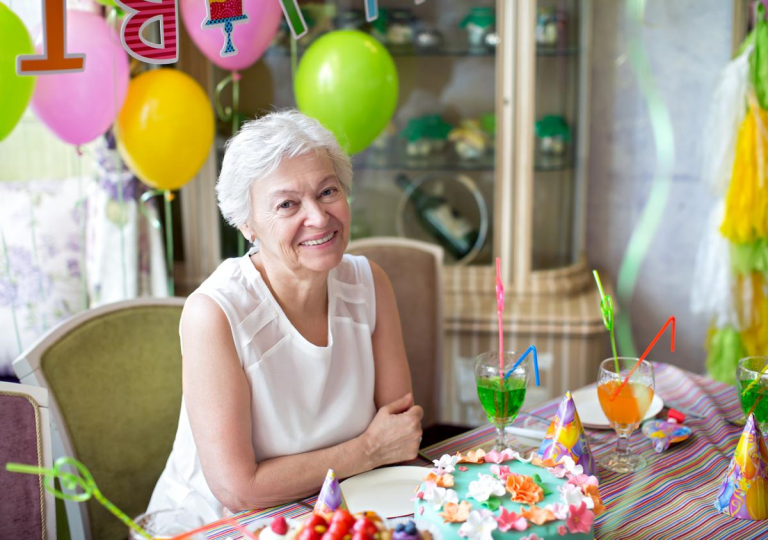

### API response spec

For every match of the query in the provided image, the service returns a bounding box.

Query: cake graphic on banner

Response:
[715,413,768,520]
[202,0,249,57]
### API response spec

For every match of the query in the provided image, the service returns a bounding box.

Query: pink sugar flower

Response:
[558,525,568,536]
[496,508,528,532]
[566,474,599,490]
[490,464,512,480]
[566,502,594,534]
[520,534,542,540]
[459,466,469,472]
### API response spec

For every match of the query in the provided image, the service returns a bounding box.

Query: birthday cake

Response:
[207,0,244,21]
[413,448,603,540]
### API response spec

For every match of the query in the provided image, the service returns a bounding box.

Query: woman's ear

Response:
[239,226,256,243]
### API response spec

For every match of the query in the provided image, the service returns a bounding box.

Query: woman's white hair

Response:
[216,109,353,229]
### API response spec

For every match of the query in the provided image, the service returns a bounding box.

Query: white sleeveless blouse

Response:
[148,253,378,522]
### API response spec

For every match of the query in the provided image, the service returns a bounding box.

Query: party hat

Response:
[537,391,597,477]
[715,414,768,520]
[314,469,347,515]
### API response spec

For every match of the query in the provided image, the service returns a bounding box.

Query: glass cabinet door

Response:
[530,0,587,271]
[214,0,499,266]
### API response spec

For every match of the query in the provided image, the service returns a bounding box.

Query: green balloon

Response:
[295,31,398,155]
[0,3,35,142]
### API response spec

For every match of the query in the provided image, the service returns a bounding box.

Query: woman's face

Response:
[246,152,350,275]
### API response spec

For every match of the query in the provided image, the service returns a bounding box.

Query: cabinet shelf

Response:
[353,142,494,172]
[265,41,577,59]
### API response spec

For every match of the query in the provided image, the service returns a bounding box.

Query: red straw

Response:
[609,316,675,401]
[495,258,505,376]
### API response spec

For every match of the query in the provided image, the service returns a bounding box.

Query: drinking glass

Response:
[474,351,529,451]
[597,357,655,473]
[130,509,204,540]
[737,356,768,433]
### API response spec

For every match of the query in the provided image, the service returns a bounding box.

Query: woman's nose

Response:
[303,200,330,228]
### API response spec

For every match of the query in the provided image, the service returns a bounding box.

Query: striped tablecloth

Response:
[195,363,765,540]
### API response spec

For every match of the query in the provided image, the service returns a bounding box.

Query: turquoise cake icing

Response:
[413,454,597,540]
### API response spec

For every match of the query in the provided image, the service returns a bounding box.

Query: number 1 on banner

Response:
[17,0,85,75]
[364,0,378,22]
[278,0,308,39]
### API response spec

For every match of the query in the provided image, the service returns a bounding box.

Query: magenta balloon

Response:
[180,0,282,72]
[31,10,129,146]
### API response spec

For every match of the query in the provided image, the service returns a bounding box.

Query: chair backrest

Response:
[13,297,186,540]
[0,381,55,540]
[346,238,444,426]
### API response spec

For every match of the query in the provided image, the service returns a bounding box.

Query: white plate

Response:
[340,466,425,519]
[569,386,664,429]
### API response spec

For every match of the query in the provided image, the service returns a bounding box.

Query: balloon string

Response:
[164,190,175,297]
[290,36,298,82]
[1,227,23,356]
[6,457,153,540]
[214,73,235,123]
[76,146,88,311]
[232,72,246,256]
[615,0,675,358]
[109,6,128,299]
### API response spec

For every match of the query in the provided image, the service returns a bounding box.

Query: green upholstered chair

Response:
[13,298,186,540]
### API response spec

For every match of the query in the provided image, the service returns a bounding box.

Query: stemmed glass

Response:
[737,356,768,433]
[597,357,655,473]
[474,351,529,451]
[130,509,204,540]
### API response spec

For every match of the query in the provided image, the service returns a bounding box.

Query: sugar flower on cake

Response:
[566,473,598,490]
[496,508,528,532]
[458,510,498,540]
[506,474,544,505]
[559,483,592,509]
[490,464,512,481]
[545,502,570,520]
[520,534,543,540]
[423,484,459,510]
[520,505,556,526]
[566,501,594,534]
[483,448,517,464]
[433,454,460,474]
[458,449,487,464]
[584,484,605,516]
[468,474,506,502]
[440,500,473,523]
[547,455,583,478]
[424,471,455,488]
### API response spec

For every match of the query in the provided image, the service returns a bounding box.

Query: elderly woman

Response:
[148,110,423,522]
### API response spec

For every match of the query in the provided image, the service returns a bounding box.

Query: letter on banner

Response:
[17,0,85,74]
[115,0,179,64]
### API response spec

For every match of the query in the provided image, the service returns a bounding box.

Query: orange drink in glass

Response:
[597,357,655,473]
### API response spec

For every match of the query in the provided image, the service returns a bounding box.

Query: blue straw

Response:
[503,345,540,386]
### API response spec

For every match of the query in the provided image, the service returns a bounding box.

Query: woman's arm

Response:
[181,293,421,512]
[368,261,414,408]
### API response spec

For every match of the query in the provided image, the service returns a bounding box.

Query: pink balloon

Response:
[31,10,129,146]
[180,0,283,72]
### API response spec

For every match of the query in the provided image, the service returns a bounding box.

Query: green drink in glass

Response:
[474,351,531,451]
[738,356,768,432]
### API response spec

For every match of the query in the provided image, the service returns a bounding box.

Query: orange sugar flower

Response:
[439,500,472,523]
[424,472,455,488]
[531,456,558,468]
[585,484,605,516]
[505,474,544,505]
[458,449,487,464]
[520,505,556,526]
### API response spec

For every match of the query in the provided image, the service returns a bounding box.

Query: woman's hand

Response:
[362,393,424,468]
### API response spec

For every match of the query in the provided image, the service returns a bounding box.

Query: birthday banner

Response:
[15,0,427,73]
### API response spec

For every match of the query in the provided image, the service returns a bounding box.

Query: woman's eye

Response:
[279,201,294,210]
[321,188,338,197]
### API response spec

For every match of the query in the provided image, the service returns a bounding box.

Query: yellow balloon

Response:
[116,69,214,191]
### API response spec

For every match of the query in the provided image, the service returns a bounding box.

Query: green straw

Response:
[7,457,152,540]
[593,270,619,374]
[742,360,768,398]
